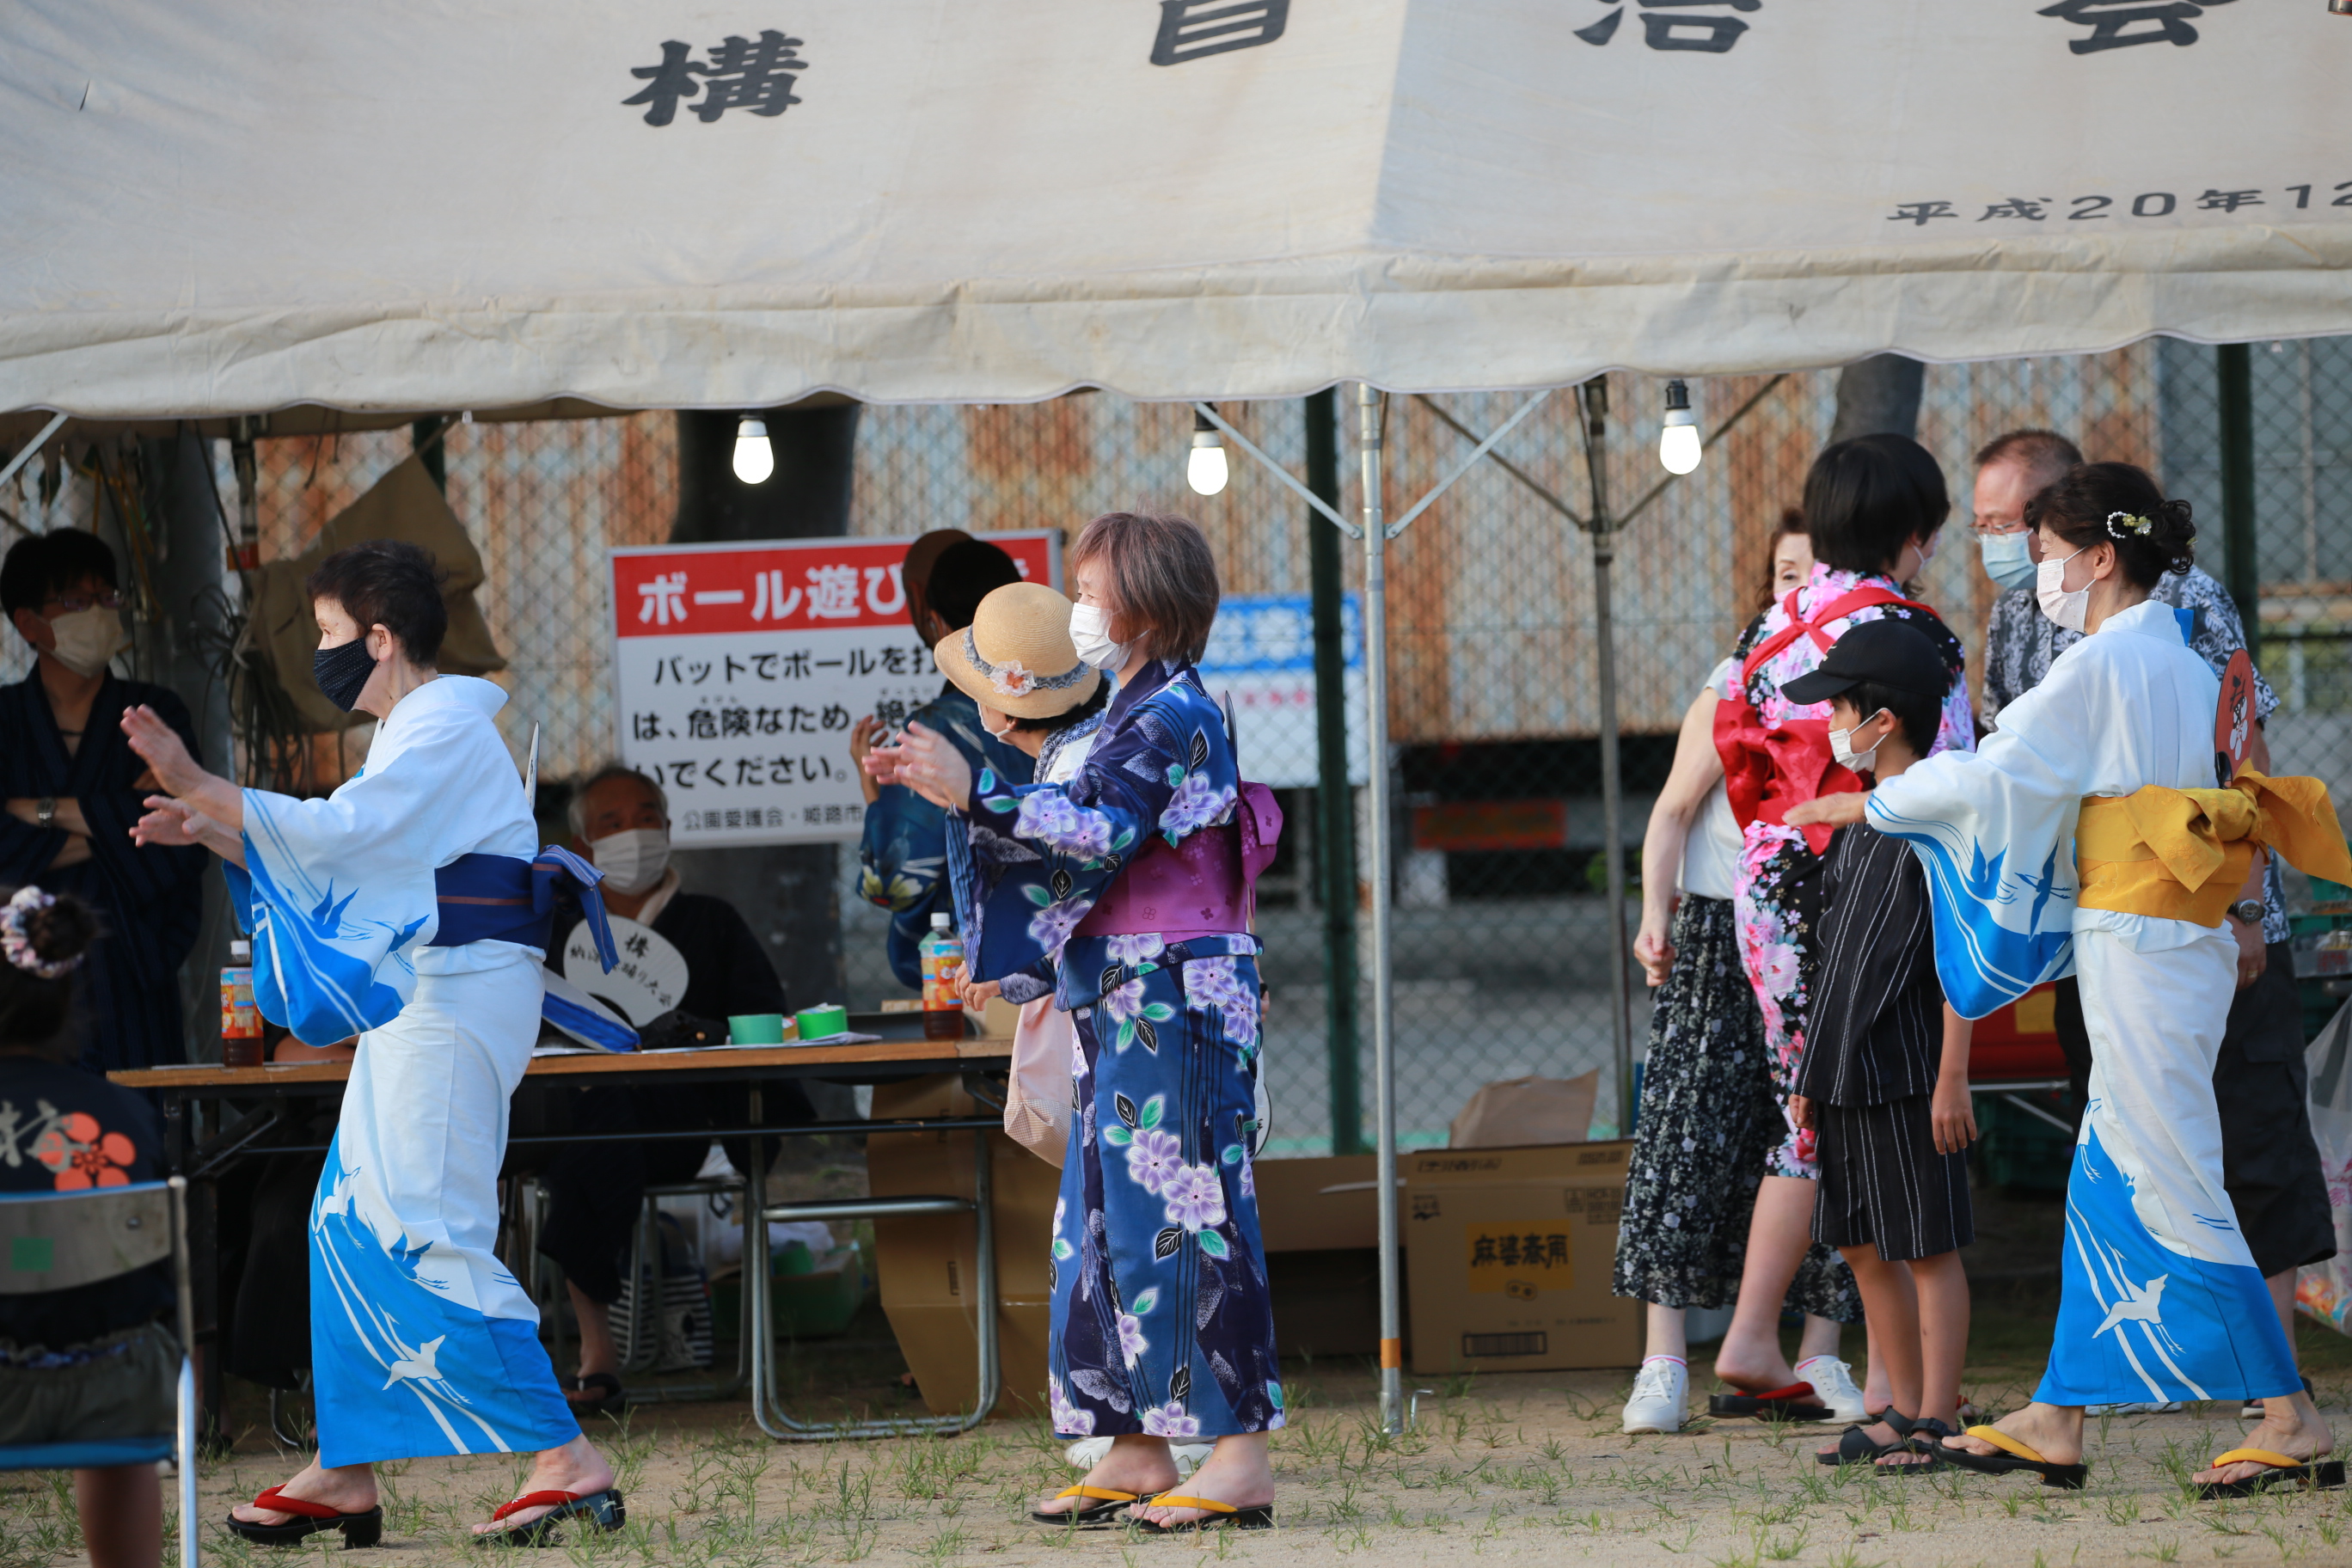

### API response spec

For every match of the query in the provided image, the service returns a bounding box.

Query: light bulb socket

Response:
[1193,407,1220,435]
[737,415,769,439]
[1663,378,1692,413]
[1191,428,1222,450]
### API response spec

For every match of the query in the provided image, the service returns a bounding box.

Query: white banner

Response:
[4,3,2349,416]
[610,532,1059,847]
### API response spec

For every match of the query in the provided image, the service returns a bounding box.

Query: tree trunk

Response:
[1828,354,1926,444]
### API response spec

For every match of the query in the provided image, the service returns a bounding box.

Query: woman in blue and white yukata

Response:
[875,512,1283,1534]
[1791,466,2343,1498]
[125,541,627,1547]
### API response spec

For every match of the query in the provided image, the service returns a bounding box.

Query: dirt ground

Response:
[6,1332,2349,1567]
[9,1168,2349,1565]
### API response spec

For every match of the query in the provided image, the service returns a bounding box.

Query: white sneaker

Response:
[1795,1356,1869,1424]
[1622,1357,1690,1434]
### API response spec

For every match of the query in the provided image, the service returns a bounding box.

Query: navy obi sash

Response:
[430,846,619,973]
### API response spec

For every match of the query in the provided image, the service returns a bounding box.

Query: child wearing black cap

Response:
[1782,619,1976,1471]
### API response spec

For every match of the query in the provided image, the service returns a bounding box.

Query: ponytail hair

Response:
[2023,462,2196,589]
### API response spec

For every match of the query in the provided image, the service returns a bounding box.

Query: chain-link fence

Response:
[9,336,2349,1153]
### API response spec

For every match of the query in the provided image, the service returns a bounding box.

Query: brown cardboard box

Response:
[867,1076,1057,1417]
[1403,1139,1641,1374]
[1252,1155,1387,1357]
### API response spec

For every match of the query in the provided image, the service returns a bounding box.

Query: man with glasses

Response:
[1,528,208,1070]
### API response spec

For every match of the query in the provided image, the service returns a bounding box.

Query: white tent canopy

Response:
[4,1,2348,418]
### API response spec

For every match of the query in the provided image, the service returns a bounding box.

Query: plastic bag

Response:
[2295,999,2352,1335]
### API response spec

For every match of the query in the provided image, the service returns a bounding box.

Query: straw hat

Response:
[934,581,1103,720]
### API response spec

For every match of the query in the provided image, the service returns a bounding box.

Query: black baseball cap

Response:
[1781,619,1948,706]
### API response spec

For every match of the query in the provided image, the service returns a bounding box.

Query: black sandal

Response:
[1711,1380,1832,1423]
[225,1486,384,1547]
[477,1488,627,1547]
[1133,1495,1275,1534]
[1030,1485,1153,1527]
[565,1372,627,1417]
[1933,1426,2086,1490]
[1816,1416,1912,1468]
[1881,1414,1957,1473]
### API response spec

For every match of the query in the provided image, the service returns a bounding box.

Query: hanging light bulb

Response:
[1186,408,1229,496]
[1657,380,1701,475]
[732,414,775,485]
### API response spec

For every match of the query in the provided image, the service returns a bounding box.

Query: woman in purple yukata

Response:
[871,512,1281,1534]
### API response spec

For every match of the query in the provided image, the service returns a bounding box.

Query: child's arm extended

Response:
[1931,1003,1976,1155]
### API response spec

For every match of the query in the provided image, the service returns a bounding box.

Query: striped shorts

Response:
[1812,1095,1973,1263]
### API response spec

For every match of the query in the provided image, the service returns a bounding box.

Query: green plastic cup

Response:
[727,1013,787,1045]
[794,1004,849,1042]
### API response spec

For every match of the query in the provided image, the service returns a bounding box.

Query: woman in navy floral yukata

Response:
[870,512,1281,1534]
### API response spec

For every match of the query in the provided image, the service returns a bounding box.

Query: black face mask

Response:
[313,639,377,711]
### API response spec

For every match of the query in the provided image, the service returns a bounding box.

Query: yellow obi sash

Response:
[2075,767,2352,926]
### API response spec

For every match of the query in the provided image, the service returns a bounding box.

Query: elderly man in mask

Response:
[534,763,806,1413]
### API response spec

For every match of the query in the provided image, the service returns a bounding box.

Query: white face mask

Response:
[45,607,131,678]
[1977,530,2036,592]
[1828,711,1889,775]
[1067,602,1130,672]
[589,827,671,897]
[979,706,1014,741]
[2036,547,2091,633]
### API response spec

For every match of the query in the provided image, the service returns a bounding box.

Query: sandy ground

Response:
[6,1357,2348,1568]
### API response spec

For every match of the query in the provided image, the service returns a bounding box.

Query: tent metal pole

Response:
[1357,382,1402,1432]
[1577,380,1636,1138]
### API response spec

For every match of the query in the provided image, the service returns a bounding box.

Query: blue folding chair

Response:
[0,1176,199,1568]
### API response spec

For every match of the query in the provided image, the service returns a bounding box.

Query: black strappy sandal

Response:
[1816,1419,1912,1467]
[566,1372,627,1417]
[1880,1413,1957,1473]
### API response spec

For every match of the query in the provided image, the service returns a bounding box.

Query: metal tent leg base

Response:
[744,1130,1000,1440]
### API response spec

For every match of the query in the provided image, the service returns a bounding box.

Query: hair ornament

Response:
[2105,511,2153,540]
[0,887,81,981]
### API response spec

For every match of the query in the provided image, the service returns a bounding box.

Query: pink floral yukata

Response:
[1728,565,1973,1178]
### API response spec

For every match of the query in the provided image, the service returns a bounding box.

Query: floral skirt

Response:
[1048,940,1283,1439]
[1614,896,1859,1321]
[1735,824,1826,1180]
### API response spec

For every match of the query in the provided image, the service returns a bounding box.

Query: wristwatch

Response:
[2227,897,2265,926]
[34,797,55,830]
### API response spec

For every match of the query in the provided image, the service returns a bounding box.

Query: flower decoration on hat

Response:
[2105,511,2153,539]
[0,886,82,981]
[989,658,1037,697]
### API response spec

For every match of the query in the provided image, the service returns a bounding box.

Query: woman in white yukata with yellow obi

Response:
[123,541,628,1547]
[1793,465,2347,1498]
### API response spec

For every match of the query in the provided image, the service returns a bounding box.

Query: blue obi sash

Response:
[431,846,620,971]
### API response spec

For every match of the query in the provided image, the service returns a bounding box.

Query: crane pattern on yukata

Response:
[1729,565,1973,1178]
[946,661,1283,1439]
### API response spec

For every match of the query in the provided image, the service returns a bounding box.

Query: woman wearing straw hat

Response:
[869,512,1283,1534]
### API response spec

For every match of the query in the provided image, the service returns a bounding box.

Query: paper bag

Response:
[1448,1070,1599,1150]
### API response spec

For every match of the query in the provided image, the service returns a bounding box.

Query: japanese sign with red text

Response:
[610,533,1060,846]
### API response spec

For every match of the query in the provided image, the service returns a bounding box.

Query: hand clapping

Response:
[863,720,974,811]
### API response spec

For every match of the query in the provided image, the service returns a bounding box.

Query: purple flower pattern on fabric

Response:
[1106,933,1165,965]
[1049,1375,1094,1436]
[1159,770,1235,840]
[1015,792,1117,860]
[1141,1401,1201,1438]
[1099,977,1148,1024]
[1182,956,1246,1011]
[1162,1163,1228,1233]
[1125,1128,1183,1194]
[1117,1313,1149,1368]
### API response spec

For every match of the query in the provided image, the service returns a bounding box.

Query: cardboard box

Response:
[1253,1155,1389,1357]
[867,1076,1057,1417]
[1252,1153,1380,1253]
[1403,1139,1641,1374]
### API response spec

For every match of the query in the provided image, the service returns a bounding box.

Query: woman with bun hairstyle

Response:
[1792,463,2348,1494]
[871,512,1282,1533]
[1709,437,1972,1417]
[0,887,171,1568]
